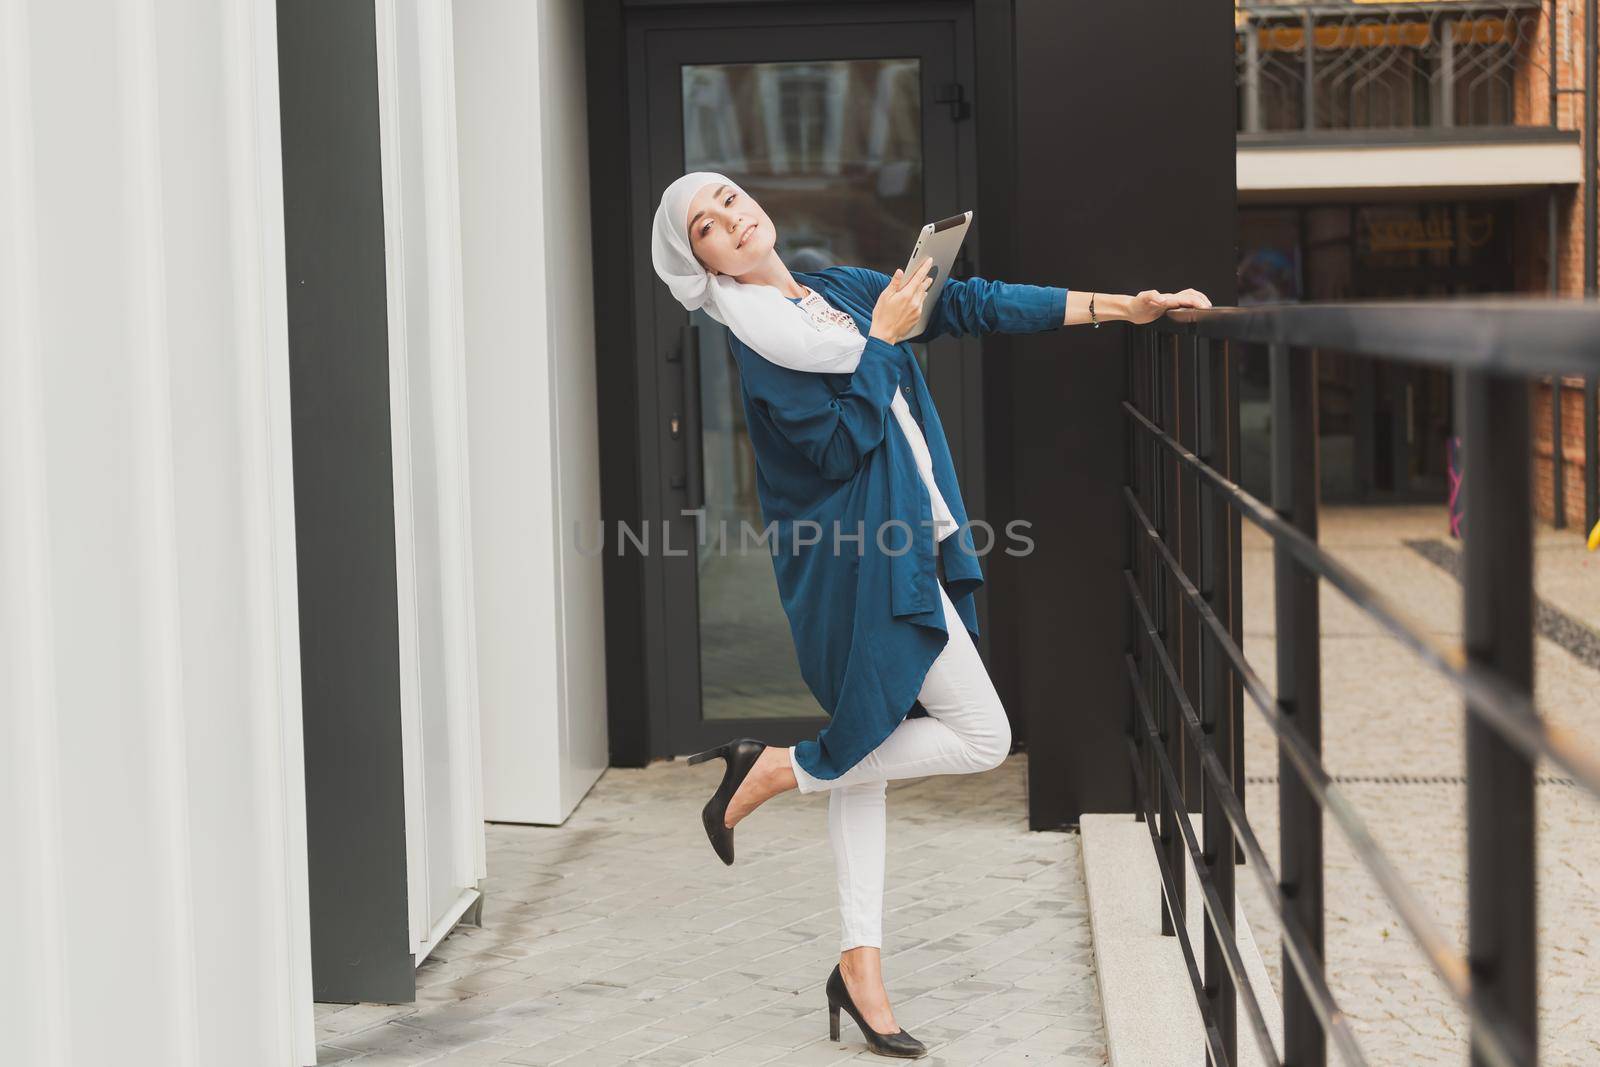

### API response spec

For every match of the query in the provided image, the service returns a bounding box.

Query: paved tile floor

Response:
[1234,506,1600,1066]
[315,753,1108,1066]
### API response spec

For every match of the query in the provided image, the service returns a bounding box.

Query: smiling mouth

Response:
[738,222,757,248]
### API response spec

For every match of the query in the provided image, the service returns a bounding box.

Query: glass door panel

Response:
[683,57,926,721]
[637,13,966,755]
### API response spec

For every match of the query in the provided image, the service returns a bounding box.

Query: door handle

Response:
[668,323,705,512]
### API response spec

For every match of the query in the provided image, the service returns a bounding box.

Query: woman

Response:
[651,170,1210,1058]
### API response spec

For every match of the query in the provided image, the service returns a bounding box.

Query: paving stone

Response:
[310,748,1107,1064]
[418,1043,522,1065]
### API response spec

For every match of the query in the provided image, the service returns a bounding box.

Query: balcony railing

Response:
[1121,297,1600,1066]
[1236,1,1563,136]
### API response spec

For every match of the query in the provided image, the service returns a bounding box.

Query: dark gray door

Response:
[627,6,981,760]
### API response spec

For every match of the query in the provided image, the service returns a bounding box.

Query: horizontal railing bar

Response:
[1124,652,1288,1067]
[1122,734,1238,1067]
[1124,399,1600,801]
[1236,128,1578,150]
[1155,301,1600,378]
[1123,589,1369,1066]
[1124,488,1535,1067]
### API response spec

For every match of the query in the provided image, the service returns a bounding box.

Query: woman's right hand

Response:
[869,256,936,345]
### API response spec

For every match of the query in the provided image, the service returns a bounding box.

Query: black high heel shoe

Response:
[685,738,767,865]
[826,963,927,1058]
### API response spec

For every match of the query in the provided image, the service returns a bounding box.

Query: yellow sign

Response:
[1365,212,1495,254]
[1234,11,1512,51]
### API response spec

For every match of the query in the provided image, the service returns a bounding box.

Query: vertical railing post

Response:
[1551,381,1565,524]
[1125,325,1143,820]
[1271,342,1326,1067]
[1586,376,1598,532]
[1439,17,1456,128]
[1144,330,1161,837]
[1243,18,1262,133]
[1197,334,1237,1062]
[1178,336,1203,814]
[1547,0,1559,129]
[1166,332,1188,888]
[1154,331,1186,939]
[1302,11,1317,131]
[1461,370,1538,1067]
[1550,189,1565,528]
[1228,343,1245,864]
[1140,331,1156,821]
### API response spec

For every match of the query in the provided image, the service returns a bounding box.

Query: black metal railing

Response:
[1236,1,1567,136]
[1120,296,1600,1067]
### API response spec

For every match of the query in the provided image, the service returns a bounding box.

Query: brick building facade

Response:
[1510,0,1596,529]
[1236,1,1595,533]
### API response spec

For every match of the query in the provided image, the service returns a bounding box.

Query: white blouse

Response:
[793,287,958,543]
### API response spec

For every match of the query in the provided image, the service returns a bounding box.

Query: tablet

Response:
[903,211,972,338]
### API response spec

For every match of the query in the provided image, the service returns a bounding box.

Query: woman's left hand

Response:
[1127,288,1212,324]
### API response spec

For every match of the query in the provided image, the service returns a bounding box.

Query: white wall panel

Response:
[0,4,71,1060]
[0,0,314,1064]
[375,0,489,961]
[453,0,609,825]
[539,0,610,821]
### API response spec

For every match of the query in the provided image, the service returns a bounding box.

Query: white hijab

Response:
[650,170,866,375]
[651,172,947,515]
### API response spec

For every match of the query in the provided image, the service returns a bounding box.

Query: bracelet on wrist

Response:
[1090,292,1100,328]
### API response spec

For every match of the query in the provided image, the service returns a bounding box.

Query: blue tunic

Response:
[727,265,1069,780]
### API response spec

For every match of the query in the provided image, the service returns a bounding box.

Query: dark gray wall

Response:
[586,0,653,771]
[972,0,1025,760]
[277,0,415,1003]
[1008,0,1238,826]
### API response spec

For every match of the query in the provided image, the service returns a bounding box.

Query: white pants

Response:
[789,580,1012,952]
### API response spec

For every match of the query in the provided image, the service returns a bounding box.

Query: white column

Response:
[375,0,488,960]
[452,0,609,824]
[0,0,314,1063]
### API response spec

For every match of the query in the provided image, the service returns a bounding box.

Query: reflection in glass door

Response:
[683,57,926,721]
[637,13,968,756]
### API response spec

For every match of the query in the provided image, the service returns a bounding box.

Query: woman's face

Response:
[684,181,776,278]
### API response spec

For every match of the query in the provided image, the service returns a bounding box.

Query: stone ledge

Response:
[1080,812,1283,1067]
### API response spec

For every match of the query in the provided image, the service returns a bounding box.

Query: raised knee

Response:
[972,709,1012,770]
